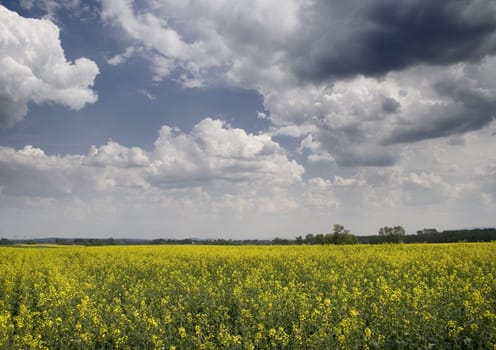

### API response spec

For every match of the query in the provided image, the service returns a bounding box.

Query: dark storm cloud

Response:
[384,85,496,144]
[382,97,401,114]
[313,122,399,167]
[295,0,496,81]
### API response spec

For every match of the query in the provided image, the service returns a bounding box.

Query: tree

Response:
[315,233,326,245]
[272,237,290,245]
[378,226,405,243]
[304,234,316,244]
[0,238,12,245]
[330,224,358,245]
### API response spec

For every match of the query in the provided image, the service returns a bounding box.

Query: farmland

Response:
[0,243,495,349]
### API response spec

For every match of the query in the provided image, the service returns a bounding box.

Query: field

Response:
[0,244,495,349]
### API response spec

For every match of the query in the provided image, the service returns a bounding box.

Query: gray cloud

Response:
[385,100,496,145]
[74,0,496,168]
[385,63,496,144]
[0,97,27,128]
[335,149,398,168]
[305,118,400,167]
[295,0,496,81]
[0,146,77,197]
[382,97,401,114]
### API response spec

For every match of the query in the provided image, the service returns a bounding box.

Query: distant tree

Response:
[0,238,12,245]
[413,228,440,243]
[378,226,405,243]
[330,224,358,245]
[89,239,103,246]
[315,233,326,245]
[295,236,304,245]
[105,237,116,245]
[416,228,438,236]
[272,237,291,245]
[55,238,72,245]
[305,234,316,244]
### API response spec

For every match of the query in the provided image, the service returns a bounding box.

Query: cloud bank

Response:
[1,119,495,237]
[99,0,496,168]
[0,118,303,197]
[1,1,496,237]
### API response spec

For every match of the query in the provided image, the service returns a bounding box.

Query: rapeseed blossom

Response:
[0,243,494,349]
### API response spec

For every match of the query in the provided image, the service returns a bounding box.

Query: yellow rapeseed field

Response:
[0,243,495,349]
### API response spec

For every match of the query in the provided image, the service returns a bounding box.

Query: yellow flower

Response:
[268,328,276,337]
[178,326,186,339]
[364,327,372,339]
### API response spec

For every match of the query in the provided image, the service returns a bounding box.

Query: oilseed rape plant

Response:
[0,243,495,349]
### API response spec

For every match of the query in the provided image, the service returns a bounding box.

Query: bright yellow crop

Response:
[0,243,495,349]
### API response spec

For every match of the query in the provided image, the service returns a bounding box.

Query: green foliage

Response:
[377,226,405,243]
[330,224,358,245]
[407,228,496,243]
[296,225,358,245]
[0,238,13,245]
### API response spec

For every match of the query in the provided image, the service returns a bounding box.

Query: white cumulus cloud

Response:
[149,118,304,186]
[0,118,303,198]
[0,5,99,126]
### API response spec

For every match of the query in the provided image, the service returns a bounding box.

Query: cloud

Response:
[3,1,496,237]
[384,58,496,144]
[100,0,300,87]
[0,5,99,127]
[107,46,138,65]
[264,57,496,166]
[382,97,401,114]
[0,96,28,127]
[1,122,495,237]
[85,141,150,168]
[100,0,230,85]
[149,118,304,186]
[98,0,496,96]
[19,0,98,23]
[475,157,496,202]
[137,89,156,100]
[0,118,303,198]
[294,0,496,81]
[99,1,496,162]
[267,77,405,167]
[399,171,466,205]
[101,0,496,86]
[0,118,309,236]
[0,145,80,197]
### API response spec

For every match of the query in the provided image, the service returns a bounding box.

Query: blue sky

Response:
[0,1,270,154]
[1,0,496,239]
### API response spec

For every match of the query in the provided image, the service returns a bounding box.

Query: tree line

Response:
[1,226,495,246]
[280,226,496,245]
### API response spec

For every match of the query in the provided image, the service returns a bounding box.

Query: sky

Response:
[1,0,495,239]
